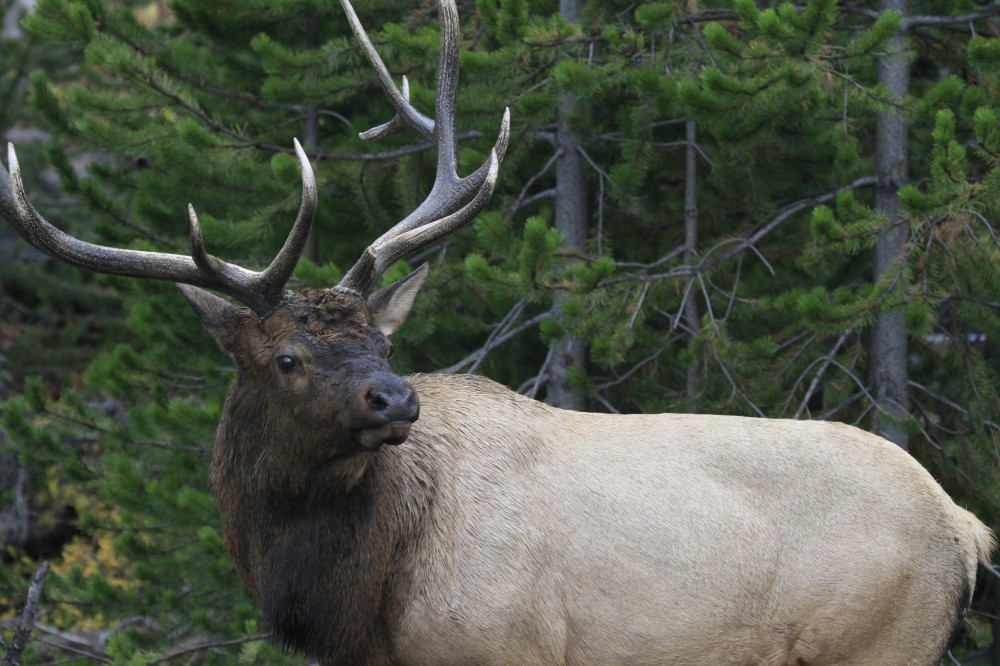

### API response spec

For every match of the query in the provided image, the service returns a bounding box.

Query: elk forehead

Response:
[266,289,375,341]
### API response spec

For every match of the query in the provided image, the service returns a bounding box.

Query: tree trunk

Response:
[2,0,31,40]
[546,0,587,411]
[871,0,910,449]
[684,120,701,411]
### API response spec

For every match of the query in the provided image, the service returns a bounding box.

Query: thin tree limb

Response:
[906,6,1000,28]
[468,299,528,374]
[597,347,667,391]
[711,350,765,417]
[593,392,621,414]
[510,188,557,214]
[601,176,878,287]
[509,151,560,216]
[147,633,270,665]
[439,309,553,374]
[840,4,1000,27]
[2,560,50,666]
[791,329,852,419]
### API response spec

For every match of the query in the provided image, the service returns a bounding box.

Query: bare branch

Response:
[440,308,553,374]
[509,151,560,216]
[314,129,491,163]
[468,299,527,374]
[597,346,667,391]
[906,6,1000,28]
[147,633,270,665]
[523,345,557,399]
[593,392,621,414]
[602,176,878,287]
[511,188,557,214]
[674,9,741,26]
[790,330,852,419]
[710,349,765,417]
[2,560,49,666]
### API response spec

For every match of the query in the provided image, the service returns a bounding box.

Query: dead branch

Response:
[2,560,49,666]
[602,176,879,288]
[147,633,270,665]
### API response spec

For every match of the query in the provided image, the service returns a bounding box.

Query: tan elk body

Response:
[392,375,993,665]
[0,0,993,664]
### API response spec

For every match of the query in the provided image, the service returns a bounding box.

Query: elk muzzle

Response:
[351,372,419,449]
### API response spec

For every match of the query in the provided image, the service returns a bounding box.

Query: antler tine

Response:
[345,0,509,215]
[375,149,500,274]
[339,0,434,142]
[337,0,510,297]
[339,149,500,297]
[257,138,318,296]
[0,140,317,319]
[371,107,510,247]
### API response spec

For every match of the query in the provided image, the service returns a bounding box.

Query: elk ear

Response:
[177,284,239,349]
[366,263,429,336]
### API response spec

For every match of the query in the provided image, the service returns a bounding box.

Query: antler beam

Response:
[0,140,317,318]
[336,0,510,297]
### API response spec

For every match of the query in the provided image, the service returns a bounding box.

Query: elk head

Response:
[0,0,509,468]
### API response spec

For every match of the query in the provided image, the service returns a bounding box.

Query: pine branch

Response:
[85,11,301,116]
[2,560,49,666]
[603,176,879,287]
[142,68,490,162]
[0,34,35,133]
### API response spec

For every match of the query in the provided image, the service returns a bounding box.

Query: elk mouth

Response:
[348,372,419,450]
[353,421,413,450]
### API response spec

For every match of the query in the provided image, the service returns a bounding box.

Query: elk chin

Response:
[354,422,412,450]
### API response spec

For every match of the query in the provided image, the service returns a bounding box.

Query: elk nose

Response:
[365,372,419,424]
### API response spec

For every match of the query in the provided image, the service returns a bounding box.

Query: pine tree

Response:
[2,0,488,661]
[4,0,1000,661]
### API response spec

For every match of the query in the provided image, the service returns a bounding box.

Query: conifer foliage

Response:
[3,0,1000,662]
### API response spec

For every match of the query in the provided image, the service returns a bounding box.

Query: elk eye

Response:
[276,355,298,374]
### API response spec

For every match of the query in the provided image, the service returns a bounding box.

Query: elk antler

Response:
[335,0,510,297]
[0,139,317,319]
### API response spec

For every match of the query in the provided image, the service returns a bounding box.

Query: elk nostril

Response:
[361,372,419,426]
[367,390,390,411]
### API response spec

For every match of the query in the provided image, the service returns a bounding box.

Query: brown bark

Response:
[546,0,588,411]
[871,0,910,449]
[684,120,701,411]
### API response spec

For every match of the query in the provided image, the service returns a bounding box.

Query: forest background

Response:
[2,0,1000,663]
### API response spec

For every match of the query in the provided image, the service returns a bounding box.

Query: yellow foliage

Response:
[1,469,136,631]
[53,531,134,588]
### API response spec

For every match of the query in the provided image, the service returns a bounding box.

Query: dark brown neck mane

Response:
[210,380,436,665]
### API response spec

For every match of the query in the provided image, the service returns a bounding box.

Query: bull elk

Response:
[1,1,995,664]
